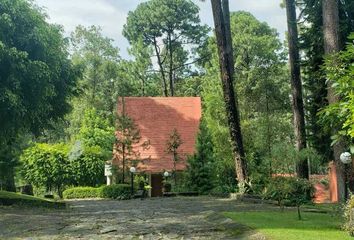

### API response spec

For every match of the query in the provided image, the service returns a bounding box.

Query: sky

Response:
[34,0,287,59]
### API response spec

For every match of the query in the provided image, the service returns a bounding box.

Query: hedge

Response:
[63,187,102,199]
[63,184,131,200]
[0,191,65,208]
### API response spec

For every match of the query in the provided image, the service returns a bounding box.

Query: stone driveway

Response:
[0,197,269,240]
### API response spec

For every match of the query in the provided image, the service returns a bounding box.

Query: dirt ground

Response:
[0,196,271,240]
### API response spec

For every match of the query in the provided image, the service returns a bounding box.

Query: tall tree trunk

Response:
[211,0,248,185]
[322,0,346,202]
[153,37,168,97]
[285,0,309,179]
[168,33,174,96]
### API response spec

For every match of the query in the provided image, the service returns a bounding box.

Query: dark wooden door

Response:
[151,174,163,197]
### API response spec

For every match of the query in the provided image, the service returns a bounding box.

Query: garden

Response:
[1,0,354,239]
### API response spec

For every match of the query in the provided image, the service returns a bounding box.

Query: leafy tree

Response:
[70,25,122,124]
[119,39,160,97]
[322,0,347,202]
[20,143,70,198]
[321,34,354,143]
[77,108,115,153]
[185,120,216,193]
[166,128,183,186]
[298,0,354,161]
[123,0,209,96]
[203,11,291,188]
[0,0,79,190]
[69,145,106,187]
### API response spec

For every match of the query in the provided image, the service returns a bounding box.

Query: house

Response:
[113,97,202,197]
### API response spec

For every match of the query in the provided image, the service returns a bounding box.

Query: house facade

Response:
[113,97,201,197]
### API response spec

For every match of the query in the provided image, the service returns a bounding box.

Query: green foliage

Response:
[0,190,65,208]
[299,0,354,161]
[63,184,131,200]
[69,146,106,187]
[100,184,131,200]
[63,186,102,199]
[344,195,354,236]
[20,143,70,197]
[185,120,216,194]
[202,11,291,189]
[0,0,79,190]
[123,0,209,95]
[321,34,354,143]
[270,143,324,175]
[78,108,115,152]
[264,176,314,219]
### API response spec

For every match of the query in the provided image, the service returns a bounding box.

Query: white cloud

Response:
[34,0,287,59]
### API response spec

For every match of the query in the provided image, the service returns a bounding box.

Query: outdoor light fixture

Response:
[130,167,136,195]
[340,152,352,165]
[163,171,170,177]
[340,152,352,200]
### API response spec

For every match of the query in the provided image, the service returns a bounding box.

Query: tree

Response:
[321,34,354,140]
[185,120,216,193]
[166,128,183,186]
[123,0,209,96]
[21,143,70,198]
[0,0,79,190]
[284,0,309,179]
[77,108,115,153]
[70,25,122,124]
[322,0,347,202]
[298,0,354,161]
[114,98,150,183]
[210,0,247,187]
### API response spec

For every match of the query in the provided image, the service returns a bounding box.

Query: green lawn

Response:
[224,210,350,240]
[0,191,65,208]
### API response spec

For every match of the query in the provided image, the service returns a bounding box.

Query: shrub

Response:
[264,176,313,220]
[63,187,102,199]
[63,184,132,200]
[344,195,354,236]
[101,184,131,200]
[263,176,292,207]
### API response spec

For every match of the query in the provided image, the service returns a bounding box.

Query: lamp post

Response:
[163,171,170,178]
[130,167,136,195]
[340,152,352,201]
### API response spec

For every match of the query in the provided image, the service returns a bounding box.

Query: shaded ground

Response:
[0,196,274,239]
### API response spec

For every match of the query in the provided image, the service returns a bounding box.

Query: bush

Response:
[101,184,131,200]
[63,184,132,200]
[344,195,354,236]
[63,187,102,199]
[264,176,313,220]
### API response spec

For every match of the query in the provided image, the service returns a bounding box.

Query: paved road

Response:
[0,197,268,239]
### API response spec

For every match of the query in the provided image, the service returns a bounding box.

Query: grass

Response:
[224,210,350,240]
[0,190,65,208]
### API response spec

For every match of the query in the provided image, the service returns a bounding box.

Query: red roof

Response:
[113,97,201,173]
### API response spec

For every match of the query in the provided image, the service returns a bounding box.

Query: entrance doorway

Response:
[151,174,163,197]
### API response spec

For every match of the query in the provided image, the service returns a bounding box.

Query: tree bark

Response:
[285,0,309,179]
[211,0,248,185]
[168,33,175,96]
[153,37,168,97]
[322,0,346,202]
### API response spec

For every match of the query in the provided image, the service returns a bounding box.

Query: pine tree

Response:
[185,120,216,193]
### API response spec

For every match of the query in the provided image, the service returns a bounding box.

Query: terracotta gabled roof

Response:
[114,97,201,173]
